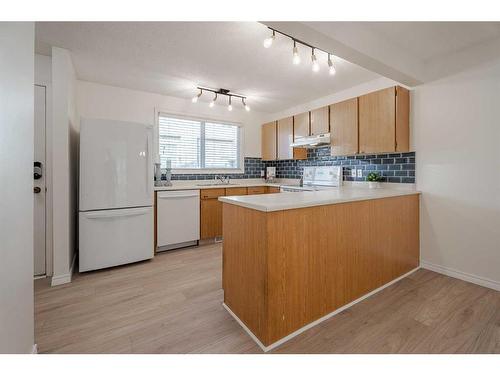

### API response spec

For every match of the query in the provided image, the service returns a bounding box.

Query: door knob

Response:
[34,187,41,194]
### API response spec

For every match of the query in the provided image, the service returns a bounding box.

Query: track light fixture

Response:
[192,88,202,103]
[263,30,275,48]
[192,86,249,112]
[263,27,337,77]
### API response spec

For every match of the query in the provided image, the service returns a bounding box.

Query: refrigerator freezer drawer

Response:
[79,206,153,272]
[157,190,200,249]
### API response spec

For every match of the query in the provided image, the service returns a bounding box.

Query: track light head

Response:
[192,89,202,103]
[263,30,275,48]
[292,41,300,65]
[328,54,336,76]
[228,96,233,111]
[242,98,250,112]
[209,93,217,108]
[311,49,319,72]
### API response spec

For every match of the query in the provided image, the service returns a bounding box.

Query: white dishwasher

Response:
[157,190,200,251]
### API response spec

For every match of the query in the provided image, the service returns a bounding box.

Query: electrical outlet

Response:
[351,169,356,177]
[260,170,265,177]
[357,169,363,178]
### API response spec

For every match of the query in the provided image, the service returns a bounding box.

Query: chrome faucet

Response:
[215,175,229,184]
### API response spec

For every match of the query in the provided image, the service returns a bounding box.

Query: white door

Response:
[79,207,154,272]
[34,85,46,276]
[79,118,153,211]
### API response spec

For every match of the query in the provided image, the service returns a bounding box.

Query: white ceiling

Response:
[35,22,380,113]
[36,22,500,113]
[267,22,500,86]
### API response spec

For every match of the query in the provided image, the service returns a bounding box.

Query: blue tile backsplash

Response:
[166,148,416,183]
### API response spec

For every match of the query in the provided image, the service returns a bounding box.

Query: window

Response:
[158,113,241,172]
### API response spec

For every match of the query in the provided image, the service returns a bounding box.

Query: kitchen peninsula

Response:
[220,187,420,351]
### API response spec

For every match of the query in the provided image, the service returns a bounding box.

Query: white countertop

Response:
[218,184,420,212]
[154,178,298,191]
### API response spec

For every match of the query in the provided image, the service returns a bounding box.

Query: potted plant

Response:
[366,172,382,188]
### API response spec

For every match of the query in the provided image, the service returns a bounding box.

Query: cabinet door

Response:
[261,121,277,161]
[359,87,396,154]
[267,186,281,193]
[277,117,294,160]
[293,112,310,140]
[395,86,410,152]
[200,198,223,239]
[310,106,329,135]
[277,117,307,160]
[330,98,358,156]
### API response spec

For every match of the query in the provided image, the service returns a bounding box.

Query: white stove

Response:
[280,166,342,193]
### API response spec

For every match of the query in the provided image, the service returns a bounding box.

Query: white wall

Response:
[413,59,500,289]
[0,22,35,353]
[51,47,79,285]
[76,81,265,158]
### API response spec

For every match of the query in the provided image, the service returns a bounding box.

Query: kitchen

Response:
[1,11,500,372]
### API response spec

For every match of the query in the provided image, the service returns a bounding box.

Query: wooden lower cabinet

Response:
[200,186,281,239]
[200,189,226,239]
[222,194,420,346]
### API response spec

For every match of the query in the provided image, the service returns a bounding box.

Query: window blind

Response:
[158,114,240,170]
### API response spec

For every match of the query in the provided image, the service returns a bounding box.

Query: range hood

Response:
[290,133,331,148]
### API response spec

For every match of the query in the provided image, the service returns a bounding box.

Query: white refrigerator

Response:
[79,118,154,272]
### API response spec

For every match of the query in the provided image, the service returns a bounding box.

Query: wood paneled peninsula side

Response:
[219,187,420,351]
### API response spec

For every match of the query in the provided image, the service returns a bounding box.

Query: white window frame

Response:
[155,109,244,174]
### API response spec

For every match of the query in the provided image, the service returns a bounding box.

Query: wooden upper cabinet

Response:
[310,106,329,135]
[277,117,294,160]
[358,86,410,154]
[330,98,358,156]
[293,112,310,140]
[261,121,277,161]
[395,86,410,152]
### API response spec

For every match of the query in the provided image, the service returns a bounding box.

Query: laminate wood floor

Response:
[35,243,500,354]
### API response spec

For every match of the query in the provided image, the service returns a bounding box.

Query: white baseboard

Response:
[31,344,38,354]
[51,253,76,286]
[223,266,420,352]
[421,261,500,291]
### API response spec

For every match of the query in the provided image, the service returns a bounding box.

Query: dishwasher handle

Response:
[157,190,200,199]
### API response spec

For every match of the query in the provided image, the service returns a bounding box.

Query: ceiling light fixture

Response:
[192,86,249,112]
[263,30,275,48]
[328,54,336,75]
[209,93,217,108]
[264,27,337,77]
[311,48,319,72]
[292,40,300,65]
[192,88,202,103]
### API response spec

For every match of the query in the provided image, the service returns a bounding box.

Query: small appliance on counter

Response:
[154,160,172,187]
[266,166,276,182]
[280,166,342,192]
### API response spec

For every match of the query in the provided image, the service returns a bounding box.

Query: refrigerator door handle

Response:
[84,207,151,219]
[146,131,153,195]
